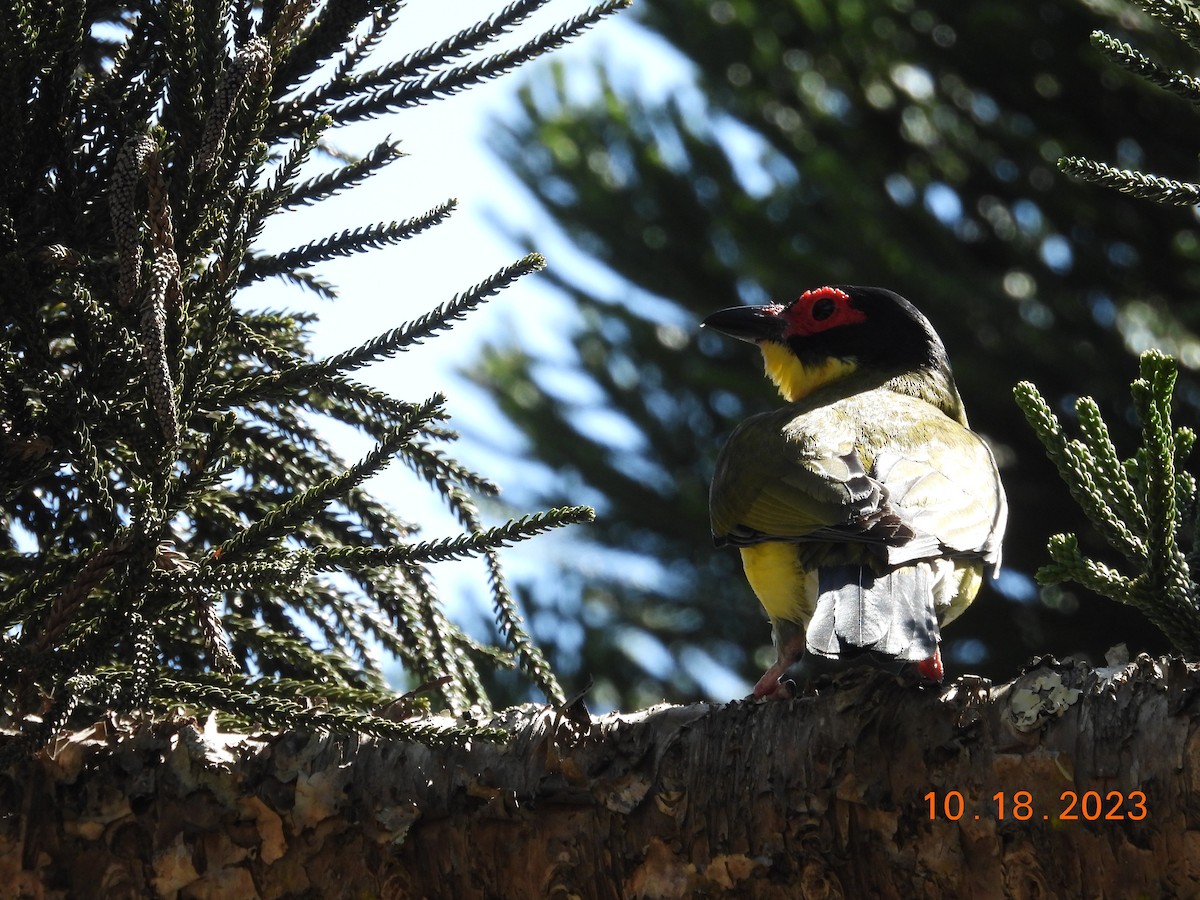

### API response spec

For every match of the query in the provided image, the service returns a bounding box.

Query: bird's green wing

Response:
[710,391,1006,564]
[710,402,881,544]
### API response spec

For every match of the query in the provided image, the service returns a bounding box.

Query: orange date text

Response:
[924,790,1147,822]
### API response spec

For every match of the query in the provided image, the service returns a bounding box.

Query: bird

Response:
[703,285,1007,699]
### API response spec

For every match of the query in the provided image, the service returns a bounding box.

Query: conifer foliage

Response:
[0,0,623,759]
[1017,0,1200,654]
[1016,354,1200,655]
[1059,1,1200,206]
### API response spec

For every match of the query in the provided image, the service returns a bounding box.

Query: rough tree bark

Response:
[2,654,1198,898]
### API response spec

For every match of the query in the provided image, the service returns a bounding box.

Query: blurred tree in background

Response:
[473,0,1200,707]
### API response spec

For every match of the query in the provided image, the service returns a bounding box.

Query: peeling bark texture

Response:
[3,655,1200,899]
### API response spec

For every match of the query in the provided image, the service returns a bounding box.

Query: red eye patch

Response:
[783,286,866,336]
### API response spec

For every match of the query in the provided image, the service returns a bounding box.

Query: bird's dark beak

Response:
[701,305,785,344]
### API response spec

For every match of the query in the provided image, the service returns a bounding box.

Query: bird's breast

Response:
[740,543,817,622]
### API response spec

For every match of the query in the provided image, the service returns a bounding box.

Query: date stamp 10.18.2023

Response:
[924,790,1148,823]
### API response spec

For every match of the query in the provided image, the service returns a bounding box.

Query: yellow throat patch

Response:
[760,342,858,402]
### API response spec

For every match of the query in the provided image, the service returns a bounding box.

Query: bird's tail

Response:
[805,564,939,661]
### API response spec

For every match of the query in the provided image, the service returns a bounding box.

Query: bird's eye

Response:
[783,286,865,337]
[811,297,836,321]
[782,286,868,336]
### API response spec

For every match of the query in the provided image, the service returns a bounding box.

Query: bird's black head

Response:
[702,285,953,405]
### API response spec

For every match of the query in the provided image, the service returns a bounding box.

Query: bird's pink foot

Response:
[751,663,794,700]
[750,628,805,700]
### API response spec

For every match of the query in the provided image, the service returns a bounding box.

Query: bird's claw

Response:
[751,663,794,700]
